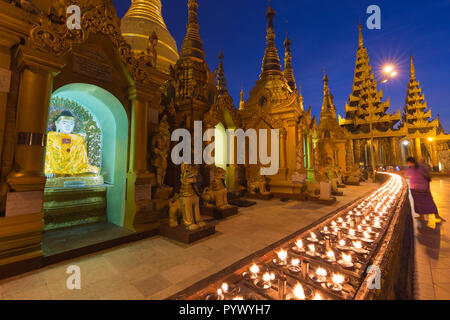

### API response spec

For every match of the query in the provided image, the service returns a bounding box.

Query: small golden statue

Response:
[168,164,206,231]
[45,111,99,179]
[152,115,170,187]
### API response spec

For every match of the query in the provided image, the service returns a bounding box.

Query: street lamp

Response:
[369,65,397,181]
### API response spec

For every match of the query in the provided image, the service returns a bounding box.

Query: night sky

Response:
[114,0,450,131]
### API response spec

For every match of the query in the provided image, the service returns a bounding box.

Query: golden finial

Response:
[180,0,205,60]
[358,23,364,47]
[410,55,416,79]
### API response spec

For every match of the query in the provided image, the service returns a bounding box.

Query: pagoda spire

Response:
[403,55,439,131]
[239,88,245,111]
[321,71,337,120]
[358,23,364,47]
[180,0,205,60]
[283,31,297,91]
[260,1,283,79]
[340,24,399,132]
[216,49,228,96]
[410,55,416,80]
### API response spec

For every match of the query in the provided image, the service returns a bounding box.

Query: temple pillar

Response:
[415,137,422,160]
[0,46,63,274]
[296,128,305,172]
[431,142,439,172]
[391,137,399,167]
[306,133,314,181]
[125,85,159,231]
[354,139,361,166]
[7,47,64,191]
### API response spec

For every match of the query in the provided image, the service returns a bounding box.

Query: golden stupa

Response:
[121,0,179,73]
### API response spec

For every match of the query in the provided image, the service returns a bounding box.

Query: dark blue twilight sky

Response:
[114,0,450,130]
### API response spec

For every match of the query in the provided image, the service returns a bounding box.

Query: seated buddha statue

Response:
[45,111,101,186]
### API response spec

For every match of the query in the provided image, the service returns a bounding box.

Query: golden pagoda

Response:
[339,24,401,169]
[399,55,449,170]
[121,0,179,74]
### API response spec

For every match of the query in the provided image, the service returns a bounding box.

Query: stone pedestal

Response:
[159,222,215,244]
[201,205,238,220]
[317,181,336,205]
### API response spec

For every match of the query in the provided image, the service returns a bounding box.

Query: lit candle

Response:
[263,273,271,284]
[295,239,303,250]
[250,264,260,278]
[221,283,229,293]
[293,283,306,300]
[326,250,335,261]
[308,244,315,253]
[291,258,300,267]
[313,292,323,300]
[353,241,362,249]
[349,229,356,237]
[339,239,346,247]
[277,249,288,262]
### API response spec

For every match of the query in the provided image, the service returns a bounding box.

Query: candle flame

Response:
[295,239,303,248]
[339,239,346,247]
[291,258,300,267]
[250,264,260,274]
[326,250,335,259]
[333,273,345,285]
[221,283,228,293]
[310,232,317,239]
[349,229,355,237]
[263,273,271,283]
[354,241,362,249]
[363,231,371,239]
[342,253,352,263]
[313,292,323,300]
[277,249,288,261]
[308,244,315,252]
[293,283,305,300]
[233,296,244,300]
[316,267,327,277]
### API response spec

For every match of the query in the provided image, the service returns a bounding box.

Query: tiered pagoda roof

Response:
[339,24,401,133]
[402,55,442,135]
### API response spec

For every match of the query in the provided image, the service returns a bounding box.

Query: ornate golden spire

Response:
[283,31,297,91]
[121,0,179,74]
[180,0,205,61]
[260,1,283,79]
[239,88,245,111]
[216,49,228,96]
[321,71,336,120]
[410,55,416,79]
[358,23,364,47]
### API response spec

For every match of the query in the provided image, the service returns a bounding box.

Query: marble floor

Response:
[0,182,377,300]
[412,178,450,300]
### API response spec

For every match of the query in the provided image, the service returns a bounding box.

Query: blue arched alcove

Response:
[52,83,128,226]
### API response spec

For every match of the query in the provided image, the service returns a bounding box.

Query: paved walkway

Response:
[0,182,376,300]
[412,178,450,300]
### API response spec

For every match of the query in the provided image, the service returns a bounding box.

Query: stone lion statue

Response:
[168,164,206,231]
[202,166,231,209]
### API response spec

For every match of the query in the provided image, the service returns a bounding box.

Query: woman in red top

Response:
[405,157,445,223]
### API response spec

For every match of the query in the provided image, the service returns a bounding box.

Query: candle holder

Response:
[205,289,225,300]
[309,267,328,283]
[287,258,301,274]
[287,283,313,300]
[338,253,354,269]
[307,232,319,242]
[242,264,261,280]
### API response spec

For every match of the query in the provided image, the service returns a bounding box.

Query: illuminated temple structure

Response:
[339,25,450,172]
[0,0,448,279]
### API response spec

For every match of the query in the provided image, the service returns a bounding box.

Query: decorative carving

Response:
[152,115,170,187]
[28,2,157,85]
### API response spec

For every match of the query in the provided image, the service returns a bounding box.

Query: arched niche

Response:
[51,83,129,226]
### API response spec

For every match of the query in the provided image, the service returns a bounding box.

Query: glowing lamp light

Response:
[383,65,394,74]
[263,273,271,283]
[403,140,410,146]
[333,273,345,285]
[308,244,316,253]
[291,258,300,267]
[428,137,434,142]
[250,264,260,276]
[295,239,303,249]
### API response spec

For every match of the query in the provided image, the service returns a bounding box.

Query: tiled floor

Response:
[0,182,377,300]
[413,178,450,300]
